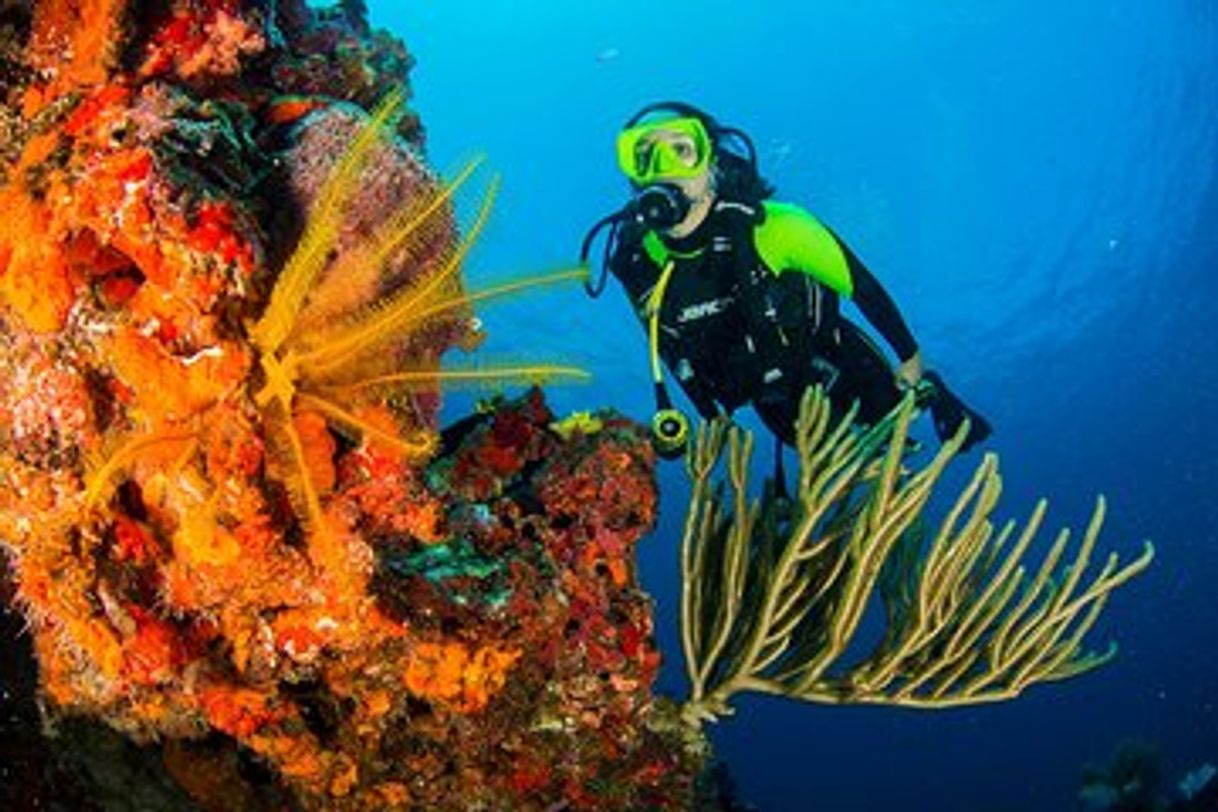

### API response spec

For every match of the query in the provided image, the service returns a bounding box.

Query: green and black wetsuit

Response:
[609,197,919,444]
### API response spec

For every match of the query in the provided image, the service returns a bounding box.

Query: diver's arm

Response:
[835,240,920,363]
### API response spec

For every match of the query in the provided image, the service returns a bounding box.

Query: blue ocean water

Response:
[370,2,1218,810]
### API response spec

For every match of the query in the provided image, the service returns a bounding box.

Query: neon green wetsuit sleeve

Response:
[753,200,854,296]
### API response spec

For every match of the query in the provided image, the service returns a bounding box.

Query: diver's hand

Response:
[895,350,925,391]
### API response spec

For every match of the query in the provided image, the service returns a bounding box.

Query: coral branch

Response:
[680,387,1154,724]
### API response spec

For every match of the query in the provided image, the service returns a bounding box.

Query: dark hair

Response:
[713,149,775,207]
[624,100,776,206]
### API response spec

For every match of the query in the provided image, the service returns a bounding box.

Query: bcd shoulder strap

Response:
[713,200,829,390]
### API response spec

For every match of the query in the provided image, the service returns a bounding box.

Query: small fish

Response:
[596,47,620,64]
[768,139,795,168]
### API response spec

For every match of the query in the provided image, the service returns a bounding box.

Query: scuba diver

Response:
[580,100,992,460]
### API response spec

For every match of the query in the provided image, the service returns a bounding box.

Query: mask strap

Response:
[624,100,714,129]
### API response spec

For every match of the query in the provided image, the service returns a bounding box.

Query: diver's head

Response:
[617,109,715,235]
[616,101,773,234]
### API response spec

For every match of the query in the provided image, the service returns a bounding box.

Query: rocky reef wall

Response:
[0,2,713,809]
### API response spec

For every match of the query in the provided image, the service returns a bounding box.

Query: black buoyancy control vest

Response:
[611,199,841,417]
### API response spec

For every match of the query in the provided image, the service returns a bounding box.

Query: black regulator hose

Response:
[580,209,631,298]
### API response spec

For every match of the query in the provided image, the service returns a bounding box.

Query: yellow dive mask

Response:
[616,116,712,183]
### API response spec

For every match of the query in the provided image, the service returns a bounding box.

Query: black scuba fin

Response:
[920,370,993,452]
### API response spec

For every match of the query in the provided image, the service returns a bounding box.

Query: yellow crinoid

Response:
[248,88,590,542]
[76,89,589,561]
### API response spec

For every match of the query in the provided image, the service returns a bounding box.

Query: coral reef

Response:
[0,1,1163,810]
[0,1,708,810]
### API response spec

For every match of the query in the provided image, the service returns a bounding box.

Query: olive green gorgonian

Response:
[678,387,1154,726]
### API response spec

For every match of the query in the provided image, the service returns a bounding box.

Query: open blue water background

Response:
[370,3,1217,809]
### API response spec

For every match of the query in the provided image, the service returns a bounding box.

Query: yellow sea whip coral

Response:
[678,388,1154,724]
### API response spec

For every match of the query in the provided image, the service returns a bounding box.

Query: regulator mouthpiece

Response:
[633,184,691,231]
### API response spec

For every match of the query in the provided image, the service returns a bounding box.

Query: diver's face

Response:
[666,161,713,201]
[653,164,716,239]
[620,120,717,235]
[638,130,711,198]
[634,128,702,172]
[632,128,709,184]
[635,128,715,198]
